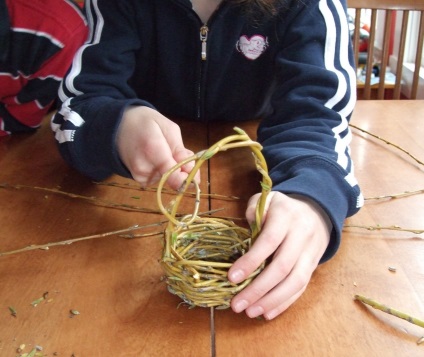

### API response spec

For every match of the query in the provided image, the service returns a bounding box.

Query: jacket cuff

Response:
[71,98,155,180]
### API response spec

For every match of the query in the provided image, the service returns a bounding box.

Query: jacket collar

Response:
[0,0,10,63]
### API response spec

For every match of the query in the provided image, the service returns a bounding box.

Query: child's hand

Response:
[116,106,198,189]
[229,192,332,320]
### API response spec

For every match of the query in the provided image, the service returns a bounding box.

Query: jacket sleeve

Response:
[258,0,363,262]
[51,0,154,180]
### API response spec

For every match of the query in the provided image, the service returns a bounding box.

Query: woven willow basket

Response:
[157,127,272,309]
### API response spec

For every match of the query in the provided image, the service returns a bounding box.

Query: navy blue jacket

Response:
[52,0,363,262]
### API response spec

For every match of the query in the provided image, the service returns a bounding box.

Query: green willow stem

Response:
[350,124,424,167]
[0,224,156,257]
[95,181,241,201]
[344,224,424,235]
[355,294,424,329]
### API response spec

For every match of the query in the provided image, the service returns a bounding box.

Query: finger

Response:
[228,193,287,284]
[160,163,190,191]
[245,192,273,225]
[128,130,183,189]
[156,118,191,168]
[245,253,315,320]
[230,232,301,314]
[154,121,199,189]
[153,148,195,190]
[234,204,324,309]
[143,136,187,189]
[245,193,260,225]
[174,148,201,184]
[261,284,307,320]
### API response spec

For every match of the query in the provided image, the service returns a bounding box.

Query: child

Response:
[0,0,88,135]
[52,0,363,320]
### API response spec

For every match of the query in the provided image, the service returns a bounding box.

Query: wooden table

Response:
[1,101,423,356]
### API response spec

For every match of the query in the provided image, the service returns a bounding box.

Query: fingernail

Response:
[233,299,248,313]
[229,269,244,283]
[264,309,278,321]
[247,305,264,318]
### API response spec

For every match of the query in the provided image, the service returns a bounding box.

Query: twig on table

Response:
[8,306,17,317]
[354,294,424,329]
[95,181,241,201]
[0,224,159,257]
[0,184,229,219]
[344,224,424,235]
[0,208,228,257]
[0,183,163,214]
[120,231,164,239]
[350,124,424,167]
[365,188,424,201]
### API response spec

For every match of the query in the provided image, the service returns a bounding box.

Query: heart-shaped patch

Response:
[236,35,268,60]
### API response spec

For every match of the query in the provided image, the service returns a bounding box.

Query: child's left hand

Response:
[229,192,332,320]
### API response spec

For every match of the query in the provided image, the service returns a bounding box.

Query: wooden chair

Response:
[348,0,424,99]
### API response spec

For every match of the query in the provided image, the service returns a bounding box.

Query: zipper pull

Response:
[200,25,208,61]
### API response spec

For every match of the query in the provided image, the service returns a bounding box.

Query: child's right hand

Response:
[116,106,197,189]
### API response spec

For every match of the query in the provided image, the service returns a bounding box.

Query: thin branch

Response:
[344,224,424,235]
[355,294,424,329]
[0,207,228,258]
[365,189,424,201]
[120,231,163,239]
[0,223,162,257]
[0,183,163,214]
[94,181,241,201]
[350,124,424,167]
[0,183,227,217]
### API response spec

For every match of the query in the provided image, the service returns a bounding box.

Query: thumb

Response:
[174,148,200,185]
[155,153,190,191]
[245,191,275,227]
[156,122,199,189]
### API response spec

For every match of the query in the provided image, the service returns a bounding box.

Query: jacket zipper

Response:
[197,24,209,119]
[200,25,208,61]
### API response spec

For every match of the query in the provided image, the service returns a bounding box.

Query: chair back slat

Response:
[353,9,361,70]
[393,13,409,98]
[362,9,377,99]
[411,13,424,98]
[377,10,392,99]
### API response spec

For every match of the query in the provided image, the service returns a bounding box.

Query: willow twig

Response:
[0,183,163,214]
[0,183,227,218]
[343,224,424,235]
[365,189,424,201]
[354,294,424,329]
[0,223,160,257]
[0,207,228,258]
[95,181,241,201]
[157,127,271,234]
[350,124,424,167]
[119,231,164,239]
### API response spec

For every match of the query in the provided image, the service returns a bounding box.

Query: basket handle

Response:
[156,127,272,239]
